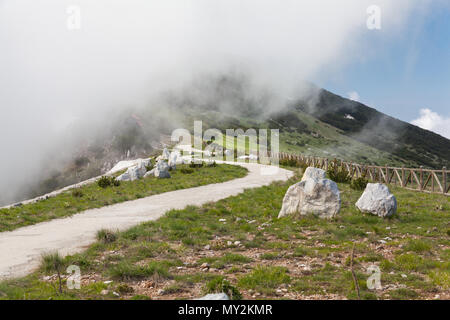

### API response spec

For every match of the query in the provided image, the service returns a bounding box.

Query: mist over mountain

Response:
[0,1,442,205]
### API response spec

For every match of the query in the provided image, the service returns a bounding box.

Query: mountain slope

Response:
[295,89,450,169]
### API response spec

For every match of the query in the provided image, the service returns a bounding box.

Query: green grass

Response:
[0,164,248,232]
[0,167,448,300]
[238,266,291,294]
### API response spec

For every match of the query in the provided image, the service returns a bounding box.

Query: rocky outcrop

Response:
[168,151,179,170]
[162,148,170,160]
[355,183,397,218]
[154,160,171,179]
[116,159,151,181]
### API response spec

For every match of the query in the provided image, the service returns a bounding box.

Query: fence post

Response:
[401,167,405,187]
[385,165,389,184]
[420,166,424,191]
[444,167,447,195]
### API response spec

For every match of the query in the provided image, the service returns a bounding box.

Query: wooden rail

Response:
[274,152,450,196]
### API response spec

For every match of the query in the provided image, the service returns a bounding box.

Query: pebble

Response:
[204,245,211,250]
[219,219,226,222]
[103,280,113,284]
[100,290,109,295]
[401,274,407,278]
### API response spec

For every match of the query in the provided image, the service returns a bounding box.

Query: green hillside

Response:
[295,89,450,169]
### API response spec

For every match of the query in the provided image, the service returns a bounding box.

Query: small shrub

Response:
[350,177,368,191]
[205,276,242,300]
[96,229,117,243]
[41,252,65,294]
[238,266,291,290]
[116,283,134,294]
[163,284,184,294]
[111,177,121,187]
[98,176,112,188]
[327,164,351,183]
[71,189,84,198]
[207,161,217,167]
[189,162,204,168]
[98,176,120,188]
[279,158,308,171]
[181,168,194,174]
[403,239,432,253]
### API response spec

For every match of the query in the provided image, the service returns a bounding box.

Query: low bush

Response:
[98,176,120,188]
[181,168,194,174]
[350,177,368,190]
[279,158,308,172]
[189,162,204,168]
[205,276,242,300]
[98,176,112,188]
[71,189,84,198]
[96,229,117,243]
[327,164,351,183]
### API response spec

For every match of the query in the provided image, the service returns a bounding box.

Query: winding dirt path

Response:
[0,162,293,279]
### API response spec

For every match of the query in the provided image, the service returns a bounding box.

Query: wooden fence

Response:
[275,152,449,196]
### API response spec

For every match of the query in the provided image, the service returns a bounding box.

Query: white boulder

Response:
[278,178,341,219]
[196,293,230,300]
[154,160,171,178]
[355,183,397,218]
[116,158,151,181]
[143,168,155,178]
[168,151,179,169]
[162,148,170,160]
[116,171,131,182]
[301,167,326,182]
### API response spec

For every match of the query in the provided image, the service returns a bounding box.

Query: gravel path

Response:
[0,162,293,279]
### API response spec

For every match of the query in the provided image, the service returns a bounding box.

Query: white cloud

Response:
[0,0,433,203]
[411,109,450,139]
[347,91,360,102]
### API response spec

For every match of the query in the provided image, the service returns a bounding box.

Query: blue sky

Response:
[314,3,450,138]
